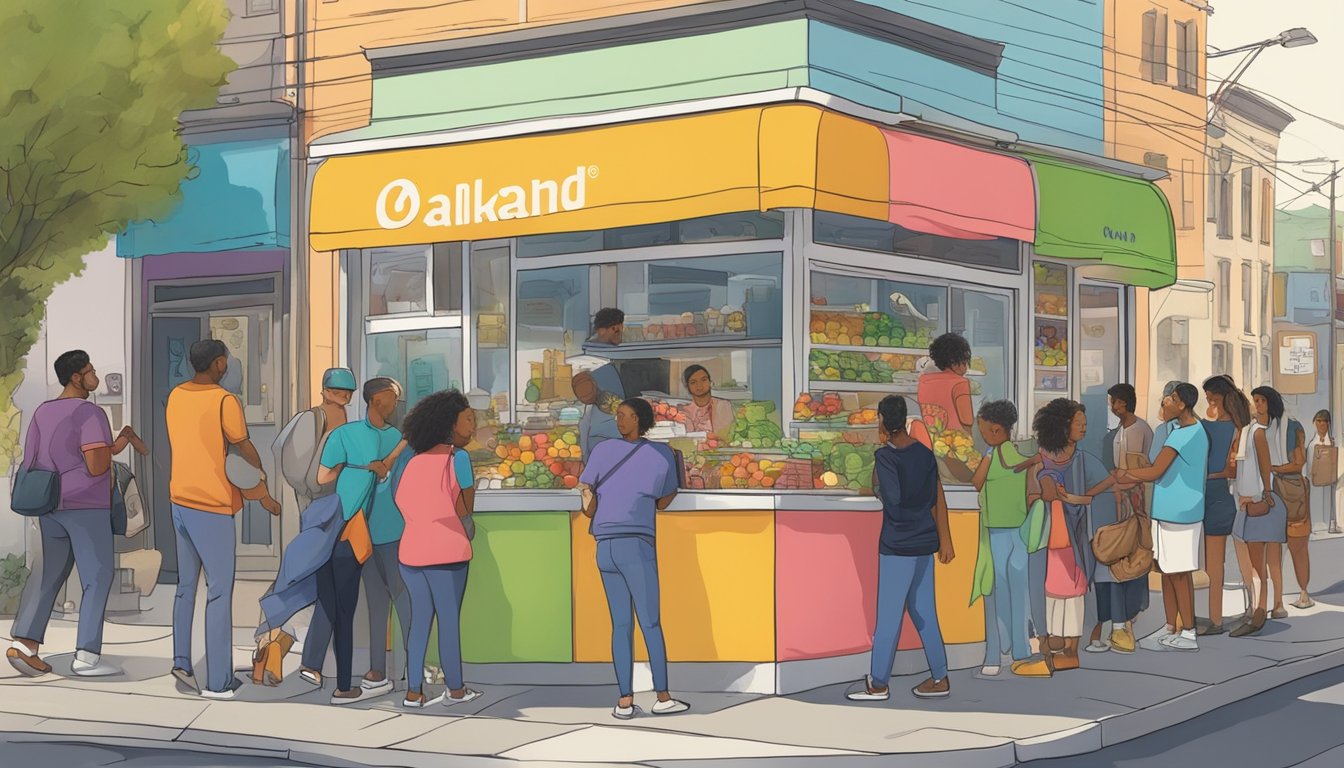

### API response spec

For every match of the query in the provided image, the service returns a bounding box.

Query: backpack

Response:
[273,406,328,498]
[111,461,148,538]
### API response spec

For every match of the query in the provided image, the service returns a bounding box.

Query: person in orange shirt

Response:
[167,339,279,700]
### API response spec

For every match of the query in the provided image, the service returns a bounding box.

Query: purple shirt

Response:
[24,399,114,510]
[580,439,679,541]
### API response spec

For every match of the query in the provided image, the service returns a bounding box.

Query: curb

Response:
[5,648,1344,767]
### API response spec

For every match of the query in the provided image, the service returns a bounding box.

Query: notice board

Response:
[1274,331,1317,395]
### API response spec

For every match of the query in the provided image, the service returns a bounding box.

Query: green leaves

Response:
[0,0,233,462]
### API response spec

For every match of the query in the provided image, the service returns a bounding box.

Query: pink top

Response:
[395,446,472,567]
[916,369,972,434]
[683,397,735,436]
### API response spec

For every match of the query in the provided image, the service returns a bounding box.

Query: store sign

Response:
[1101,226,1136,244]
[375,166,595,230]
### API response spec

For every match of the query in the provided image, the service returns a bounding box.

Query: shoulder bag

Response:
[1275,421,1310,524]
[1311,441,1338,487]
[11,418,61,517]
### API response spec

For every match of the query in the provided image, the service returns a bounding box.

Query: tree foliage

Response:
[0,0,234,462]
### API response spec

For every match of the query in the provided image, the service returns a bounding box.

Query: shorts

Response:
[1152,519,1204,574]
[1046,594,1084,637]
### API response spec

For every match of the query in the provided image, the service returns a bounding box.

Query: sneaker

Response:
[299,668,322,687]
[1162,630,1199,652]
[72,650,122,677]
[1138,627,1173,652]
[361,673,392,692]
[1271,607,1289,620]
[402,690,446,708]
[201,676,244,700]
[612,703,645,720]
[912,677,950,699]
[1010,658,1052,677]
[980,665,1001,676]
[172,667,199,692]
[846,676,890,701]
[7,642,50,677]
[442,688,482,707]
[330,688,363,706]
[652,698,690,715]
[1084,640,1111,654]
[1109,628,1136,654]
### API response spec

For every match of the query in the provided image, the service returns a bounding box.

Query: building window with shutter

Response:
[1207,157,1218,222]
[1218,175,1233,238]
[1143,10,1169,83]
[1273,273,1287,318]
[1241,168,1254,241]
[1212,342,1230,376]
[1260,179,1272,244]
[1218,260,1231,329]
[1175,20,1199,92]
[1261,264,1270,336]
[1180,159,1196,229]
[1242,347,1255,387]
[1242,262,1253,334]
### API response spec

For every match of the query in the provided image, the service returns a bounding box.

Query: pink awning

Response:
[883,130,1036,242]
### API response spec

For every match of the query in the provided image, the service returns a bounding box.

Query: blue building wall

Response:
[847,0,1105,153]
[119,138,291,259]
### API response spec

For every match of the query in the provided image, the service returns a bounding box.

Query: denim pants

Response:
[364,542,412,678]
[983,528,1031,662]
[1027,547,1049,639]
[12,508,115,654]
[400,561,470,693]
[171,504,237,693]
[870,554,947,688]
[597,536,669,697]
[314,539,363,692]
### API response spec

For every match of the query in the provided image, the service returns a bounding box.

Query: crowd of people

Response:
[7,330,1339,714]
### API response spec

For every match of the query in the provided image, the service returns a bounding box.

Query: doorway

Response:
[1077,282,1127,462]
[145,276,284,582]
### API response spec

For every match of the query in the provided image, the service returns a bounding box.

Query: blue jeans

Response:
[400,562,469,692]
[1028,547,1048,639]
[597,537,669,697]
[12,508,114,654]
[984,528,1031,662]
[870,554,947,687]
[171,504,237,693]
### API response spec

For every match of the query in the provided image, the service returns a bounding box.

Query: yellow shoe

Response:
[1110,627,1136,654]
[1011,659,1053,677]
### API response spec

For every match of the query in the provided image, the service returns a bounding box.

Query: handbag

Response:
[1311,444,1338,487]
[1276,473,1309,524]
[11,419,61,517]
[1107,491,1154,581]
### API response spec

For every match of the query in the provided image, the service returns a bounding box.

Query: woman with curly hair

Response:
[1029,399,1107,670]
[393,390,482,708]
[578,398,689,719]
[917,333,975,436]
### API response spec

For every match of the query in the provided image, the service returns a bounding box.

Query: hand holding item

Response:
[261,495,282,516]
[369,459,389,481]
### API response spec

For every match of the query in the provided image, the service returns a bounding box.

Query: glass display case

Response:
[1032,261,1070,416]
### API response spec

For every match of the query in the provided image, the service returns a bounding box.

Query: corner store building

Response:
[302,2,1178,693]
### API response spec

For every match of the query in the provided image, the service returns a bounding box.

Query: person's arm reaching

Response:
[79,407,114,477]
[933,478,955,565]
[971,446,993,491]
[111,426,148,457]
[1119,446,1178,484]
[223,395,280,514]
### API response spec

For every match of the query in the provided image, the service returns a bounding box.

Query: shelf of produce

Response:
[810,343,928,356]
[1034,314,1068,322]
[807,380,917,394]
[584,336,778,358]
[1034,365,1069,372]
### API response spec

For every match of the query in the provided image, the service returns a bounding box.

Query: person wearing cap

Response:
[250,368,357,687]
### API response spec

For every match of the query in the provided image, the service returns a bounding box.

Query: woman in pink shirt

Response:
[394,390,481,709]
[681,365,735,437]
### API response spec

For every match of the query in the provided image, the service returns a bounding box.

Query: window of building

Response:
[1212,342,1230,376]
[1142,10,1169,83]
[1207,157,1218,222]
[1242,346,1254,388]
[1175,20,1199,92]
[1260,263,1270,337]
[517,210,784,257]
[1260,179,1273,244]
[1180,158,1196,228]
[245,0,278,15]
[366,244,462,316]
[1273,272,1287,317]
[1241,168,1254,241]
[367,328,464,410]
[1217,175,1233,239]
[812,211,1021,272]
[1242,262,1253,334]
[471,243,511,418]
[1218,260,1231,328]
[1262,352,1271,382]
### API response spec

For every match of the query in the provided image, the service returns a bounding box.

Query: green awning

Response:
[1031,158,1177,289]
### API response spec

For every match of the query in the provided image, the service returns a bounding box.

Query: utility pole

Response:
[1331,161,1338,450]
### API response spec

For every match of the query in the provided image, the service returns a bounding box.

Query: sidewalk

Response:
[5,536,1344,767]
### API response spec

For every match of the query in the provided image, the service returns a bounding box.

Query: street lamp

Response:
[1208,27,1317,124]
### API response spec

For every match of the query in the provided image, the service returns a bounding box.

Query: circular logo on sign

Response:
[588,165,600,179]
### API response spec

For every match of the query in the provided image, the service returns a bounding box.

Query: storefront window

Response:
[517,211,784,257]
[813,211,1021,272]
[432,243,463,312]
[366,328,463,409]
[1032,262,1070,417]
[805,267,1013,487]
[368,246,428,315]
[472,243,510,419]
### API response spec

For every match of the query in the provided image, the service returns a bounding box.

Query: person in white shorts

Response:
[1116,382,1209,652]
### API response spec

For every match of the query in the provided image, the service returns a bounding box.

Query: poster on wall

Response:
[1275,331,1317,395]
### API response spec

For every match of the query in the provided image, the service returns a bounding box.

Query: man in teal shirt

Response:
[315,377,405,703]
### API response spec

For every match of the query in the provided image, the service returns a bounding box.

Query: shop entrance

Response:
[1077,282,1127,461]
[144,275,284,583]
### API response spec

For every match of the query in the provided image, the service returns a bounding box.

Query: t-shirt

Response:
[395,445,472,567]
[166,382,248,514]
[579,439,679,541]
[873,441,940,557]
[1149,420,1173,464]
[981,442,1030,528]
[1151,420,1209,524]
[24,399,114,510]
[319,419,403,543]
[389,444,474,496]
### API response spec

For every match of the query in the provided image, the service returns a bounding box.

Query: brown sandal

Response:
[262,632,295,685]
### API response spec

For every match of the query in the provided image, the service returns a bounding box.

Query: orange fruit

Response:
[498,465,512,478]
[563,474,579,488]
[519,435,534,451]
[534,433,549,446]
[495,445,509,459]
[549,462,564,475]
[520,451,535,464]
[509,447,521,460]
[762,476,776,488]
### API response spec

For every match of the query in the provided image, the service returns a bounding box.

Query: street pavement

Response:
[5,533,1344,767]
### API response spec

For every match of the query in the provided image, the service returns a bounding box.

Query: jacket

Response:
[255,493,344,639]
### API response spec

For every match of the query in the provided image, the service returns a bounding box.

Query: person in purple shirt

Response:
[7,350,146,679]
[578,397,689,720]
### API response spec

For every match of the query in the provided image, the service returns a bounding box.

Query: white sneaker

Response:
[980,665,1002,676]
[612,703,644,720]
[402,691,446,708]
[361,676,392,692]
[442,687,481,707]
[845,676,891,701]
[1162,630,1199,652]
[1084,640,1112,654]
[200,677,244,700]
[71,650,122,677]
[1138,628,1173,652]
[652,698,690,715]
